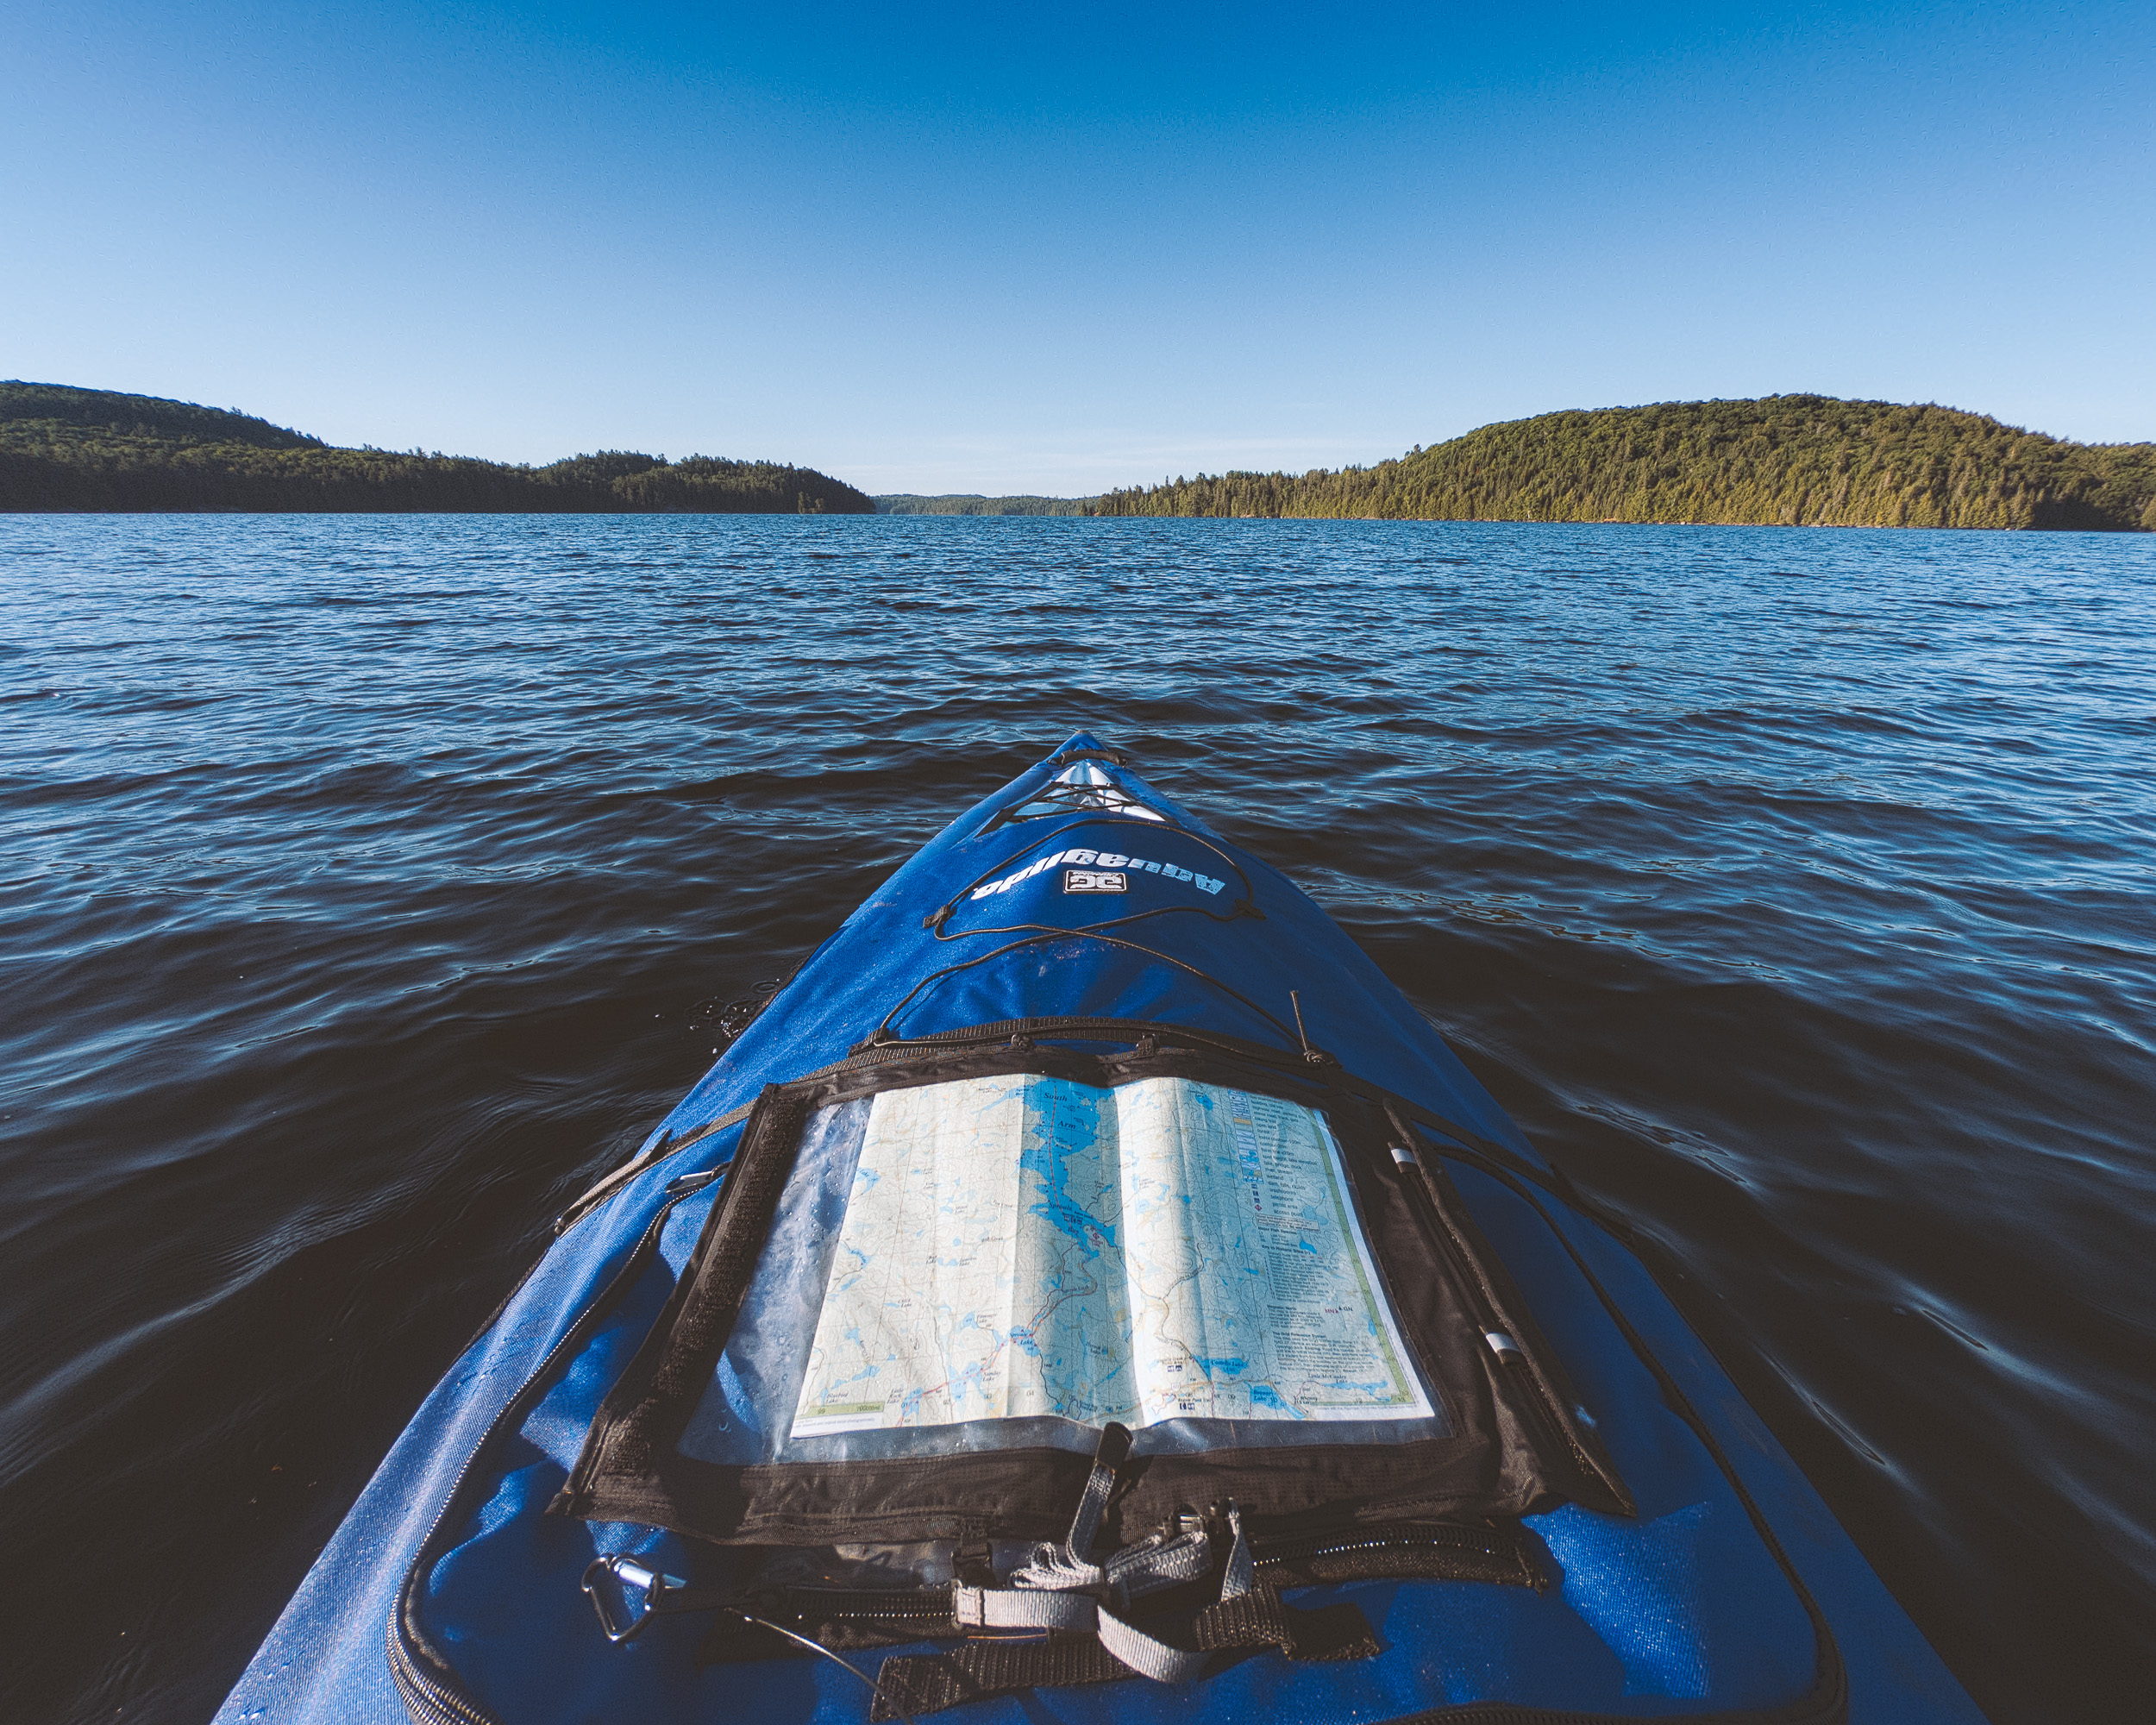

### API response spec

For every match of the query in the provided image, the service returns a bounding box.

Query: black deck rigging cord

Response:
[868,925,1304,1050]
[883,811,1295,1046]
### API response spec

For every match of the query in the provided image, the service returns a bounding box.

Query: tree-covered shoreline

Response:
[0,383,875,514]
[874,493,1089,516]
[1090,397,2156,531]
[10,386,2149,529]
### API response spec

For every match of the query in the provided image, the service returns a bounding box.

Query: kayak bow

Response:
[217,733,1985,1725]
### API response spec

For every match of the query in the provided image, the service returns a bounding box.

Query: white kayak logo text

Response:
[969,847,1226,901]
[1064,869,1128,894]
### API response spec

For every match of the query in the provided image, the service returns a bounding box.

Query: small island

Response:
[0,382,875,514]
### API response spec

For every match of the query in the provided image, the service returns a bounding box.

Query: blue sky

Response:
[4,2,2151,493]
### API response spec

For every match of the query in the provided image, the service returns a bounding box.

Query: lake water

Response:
[2,514,2151,1722]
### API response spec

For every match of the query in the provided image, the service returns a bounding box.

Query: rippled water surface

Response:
[3,515,2153,1723]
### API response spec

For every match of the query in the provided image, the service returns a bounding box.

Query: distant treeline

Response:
[0,382,874,514]
[875,493,1090,516]
[1089,397,2156,531]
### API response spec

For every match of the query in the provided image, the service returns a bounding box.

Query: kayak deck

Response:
[216,735,1985,1725]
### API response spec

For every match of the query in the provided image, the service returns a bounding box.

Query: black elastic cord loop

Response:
[871,928,1302,1048]
[949,901,1242,945]
[723,1609,917,1725]
[978,777,1154,835]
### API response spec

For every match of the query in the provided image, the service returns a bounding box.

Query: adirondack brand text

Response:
[971,849,1226,900]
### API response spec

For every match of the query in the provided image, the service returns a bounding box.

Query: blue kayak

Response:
[216,733,1986,1725]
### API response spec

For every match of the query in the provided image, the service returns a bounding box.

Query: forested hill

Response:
[0,382,874,514]
[1090,397,2156,530]
[875,493,1089,516]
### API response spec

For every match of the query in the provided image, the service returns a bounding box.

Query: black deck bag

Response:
[555,1041,1629,1556]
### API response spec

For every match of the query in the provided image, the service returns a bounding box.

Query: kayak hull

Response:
[216,735,1986,1725]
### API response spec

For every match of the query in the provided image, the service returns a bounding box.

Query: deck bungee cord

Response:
[887,803,1288,1047]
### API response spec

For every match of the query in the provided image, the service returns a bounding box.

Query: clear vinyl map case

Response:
[691,1074,1441,1465]
[559,1043,1630,1547]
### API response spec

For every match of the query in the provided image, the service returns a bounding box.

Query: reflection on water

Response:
[1,514,2151,1722]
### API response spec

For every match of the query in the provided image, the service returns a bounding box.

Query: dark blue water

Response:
[3,515,2152,1723]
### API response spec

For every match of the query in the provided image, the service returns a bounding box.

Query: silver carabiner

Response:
[581,1553,687,1644]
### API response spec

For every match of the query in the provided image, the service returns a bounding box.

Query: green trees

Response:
[15,384,2145,529]
[1088,397,2156,530]
[0,383,875,514]
[874,494,1090,515]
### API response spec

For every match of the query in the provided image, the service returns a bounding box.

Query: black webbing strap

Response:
[1193,1589,1378,1660]
[867,1588,1378,1720]
[870,1636,1131,1720]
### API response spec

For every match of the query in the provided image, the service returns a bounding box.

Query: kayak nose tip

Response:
[1047,730,1125,768]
